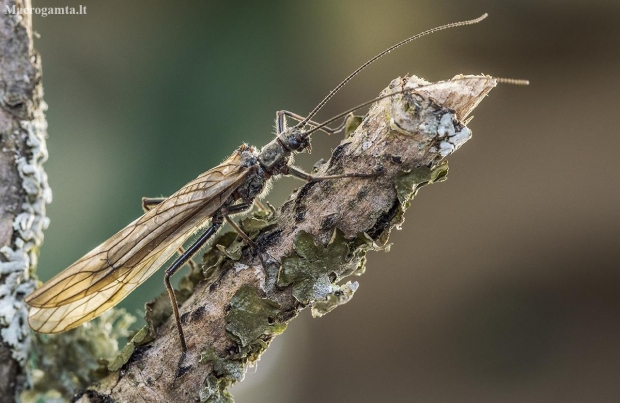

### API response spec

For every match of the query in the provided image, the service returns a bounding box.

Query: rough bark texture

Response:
[71,74,496,402]
[0,0,50,401]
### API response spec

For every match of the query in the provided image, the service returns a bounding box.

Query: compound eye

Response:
[289,137,300,149]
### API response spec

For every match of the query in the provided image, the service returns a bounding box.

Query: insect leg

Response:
[164,202,255,352]
[220,203,277,269]
[164,219,223,352]
[283,164,376,182]
[221,202,257,248]
[276,110,347,136]
[254,199,267,211]
[141,197,166,212]
[142,197,198,272]
[225,214,276,270]
[225,215,258,249]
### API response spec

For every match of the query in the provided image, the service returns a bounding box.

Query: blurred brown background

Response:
[32,0,620,402]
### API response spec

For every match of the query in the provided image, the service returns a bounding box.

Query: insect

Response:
[25,14,490,352]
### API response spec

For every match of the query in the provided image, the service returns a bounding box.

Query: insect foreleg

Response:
[276,110,347,136]
[283,164,376,182]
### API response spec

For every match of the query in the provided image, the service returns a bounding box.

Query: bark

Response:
[71,74,496,402]
[0,0,50,401]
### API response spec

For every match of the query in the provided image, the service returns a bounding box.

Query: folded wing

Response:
[26,150,250,333]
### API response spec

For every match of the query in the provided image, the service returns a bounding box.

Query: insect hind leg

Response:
[164,218,224,355]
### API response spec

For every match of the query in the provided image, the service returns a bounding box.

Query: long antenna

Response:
[300,75,528,140]
[295,13,489,129]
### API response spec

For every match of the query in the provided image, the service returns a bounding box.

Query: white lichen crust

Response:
[390,74,496,159]
[0,104,51,366]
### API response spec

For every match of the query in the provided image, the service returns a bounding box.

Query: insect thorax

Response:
[258,139,290,175]
[235,145,267,202]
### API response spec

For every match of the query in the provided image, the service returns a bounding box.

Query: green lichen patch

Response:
[199,206,277,279]
[278,230,367,304]
[197,205,277,289]
[197,347,247,402]
[395,160,449,208]
[348,232,380,276]
[199,347,245,382]
[344,113,363,138]
[371,161,449,246]
[216,241,243,261]
[23,309,135,402]
[200,231,242,280]
[199,374,234,403]
[107,326,152,372]
[239,202,277,237]
[311,281,359,318]
[225,285,286,348]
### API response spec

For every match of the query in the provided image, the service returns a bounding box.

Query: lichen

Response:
[204,286,288,402]
[225,285,286,348]
[199,231,242,283]
[311,281,359,318]
[238,202,277,237]
[395,160,449,208]
[369,160,451,246]
[198,347,247,402]
[195,206,277,290]
[344,114,363,138]
[199,374,234,403]
[0,113,52,368]
[277,230,371,305]
[22,309,135,402]
[107,325,150,372]
[199,347,245,382]
[84,209,278,386]
[436,113,472,157]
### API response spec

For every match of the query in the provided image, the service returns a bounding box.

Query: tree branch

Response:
[70,74,496,402]
[0,0,51,401]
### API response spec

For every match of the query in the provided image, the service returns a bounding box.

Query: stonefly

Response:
[26,14,492,353]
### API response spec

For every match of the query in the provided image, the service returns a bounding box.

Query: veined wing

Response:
[26,148,251,333]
